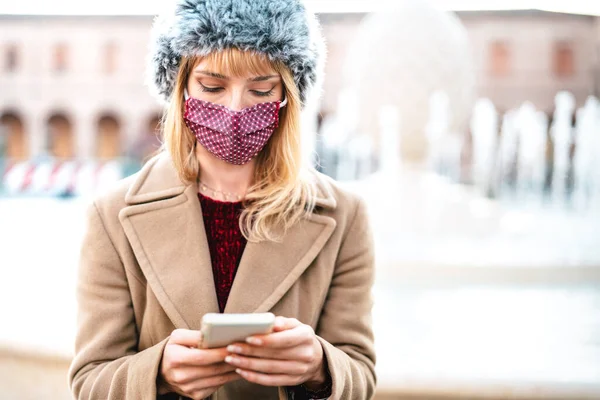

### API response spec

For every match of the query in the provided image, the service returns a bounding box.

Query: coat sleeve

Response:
[68,201,169,399]
[314,196,377,400]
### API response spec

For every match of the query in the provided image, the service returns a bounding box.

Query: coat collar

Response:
[118,153,337,330]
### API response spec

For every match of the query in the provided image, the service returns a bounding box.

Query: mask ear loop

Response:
[280,95,287,108]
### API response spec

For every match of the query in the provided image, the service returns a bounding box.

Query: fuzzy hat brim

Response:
[146,0,326,108]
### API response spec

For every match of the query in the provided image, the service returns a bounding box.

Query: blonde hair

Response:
[160,48,316,242]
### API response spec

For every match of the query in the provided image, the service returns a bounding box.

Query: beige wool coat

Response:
[68,154,376,400]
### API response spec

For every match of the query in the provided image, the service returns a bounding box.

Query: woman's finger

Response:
[246,324,313,349]
[167,344,230,367]
[179,372,241,399]
[187,386,220,400]
[272,316,302,332]
[225,355,308,375]
[186,371,242,392]
[188,386,219,399]
[169,329,203,347]
[226,342,306,361]
[166,363,238,385]
[235,368,300,387]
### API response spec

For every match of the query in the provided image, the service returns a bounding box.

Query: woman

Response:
[68,0,376,399]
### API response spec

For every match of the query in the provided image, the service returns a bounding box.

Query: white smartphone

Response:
[200,312,276,349]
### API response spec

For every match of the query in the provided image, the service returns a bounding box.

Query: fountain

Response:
[378,105,402,175]
[550,91,576,206]
[341,0,475,163]
[495,110,519,196]
[470,98,498,196]
[515,102,548,202]
[573,96,600,211]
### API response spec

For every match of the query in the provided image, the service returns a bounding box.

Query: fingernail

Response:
[227,345,242,353]
[236,368,246,375]
[225,356,233,363]
[246,337,262,345]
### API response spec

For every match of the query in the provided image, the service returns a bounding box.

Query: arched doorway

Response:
[97,114,121,159]
[47,113,74,159]
[0,111,27,159]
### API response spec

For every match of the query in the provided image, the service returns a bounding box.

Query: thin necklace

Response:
[197,176,244,202]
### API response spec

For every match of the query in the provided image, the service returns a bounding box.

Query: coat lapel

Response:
[224,212,336,314]
[119,155,219,330]
[118,154,338,329]
[225,177,337,314]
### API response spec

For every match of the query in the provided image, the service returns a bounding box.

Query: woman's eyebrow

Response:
[195,70,279,82]
[249,75,279,82]
[196,70,228,79]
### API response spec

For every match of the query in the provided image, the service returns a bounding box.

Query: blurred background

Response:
[1,0,600,399]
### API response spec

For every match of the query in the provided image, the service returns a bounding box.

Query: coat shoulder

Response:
[87,155,161,223]
[90,154,168,218]
[309,169,365,217]
[90,172,137,218]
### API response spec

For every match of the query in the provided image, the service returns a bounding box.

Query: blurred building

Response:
[1,10,599,161]
[0,15,163,163]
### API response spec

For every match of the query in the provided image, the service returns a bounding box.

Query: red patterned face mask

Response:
[183,90,287,165]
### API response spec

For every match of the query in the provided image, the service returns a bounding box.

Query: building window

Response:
[553,41,575,78]
[104,42,118,75]
[53,43,69,73]
[4,44,18,73]
[490,40,510,77]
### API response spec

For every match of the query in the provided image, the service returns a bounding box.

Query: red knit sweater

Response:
[198,193,247,313]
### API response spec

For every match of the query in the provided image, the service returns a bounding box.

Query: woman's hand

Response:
[158,329,242,400]
[224,317,328,388]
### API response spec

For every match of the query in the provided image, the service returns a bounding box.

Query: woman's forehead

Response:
[192,50,279,79]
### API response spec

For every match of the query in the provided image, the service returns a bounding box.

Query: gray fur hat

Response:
[146,0,326,107]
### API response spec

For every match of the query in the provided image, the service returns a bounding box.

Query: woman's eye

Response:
[198,81,274,97]
[199,83,223,93]
[252,89,274,97]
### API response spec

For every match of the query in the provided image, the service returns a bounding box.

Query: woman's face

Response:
[187,58,284,111]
